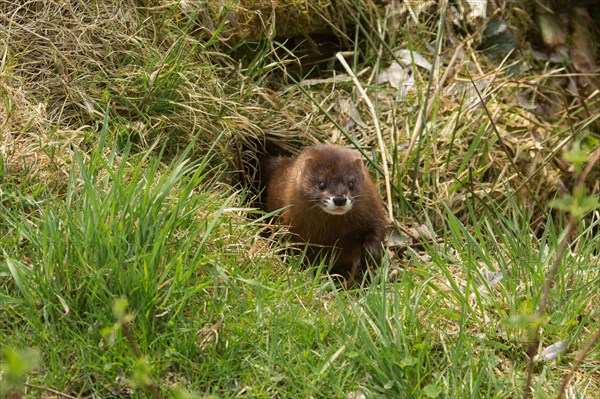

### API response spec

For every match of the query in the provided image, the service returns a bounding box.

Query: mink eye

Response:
[318,181,326,191]
[348,181,355,190]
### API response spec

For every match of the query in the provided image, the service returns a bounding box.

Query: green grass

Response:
[2,1,599,398]
[2,123,598,397]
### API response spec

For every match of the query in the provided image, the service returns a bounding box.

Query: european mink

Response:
[261,144,387,282]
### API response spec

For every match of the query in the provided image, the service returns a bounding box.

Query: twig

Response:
[557,328,600,399]
[121,321,163,399]
[522,215,578,398]
[298,69,370,87]
[579,146,600,185]
[522,146,599,399]
[438,43,463,90]
[121,321,142,359]
[335,52,393,221]
[24,383,80,399]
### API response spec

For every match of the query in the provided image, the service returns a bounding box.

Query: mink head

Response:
[299,148,365,216]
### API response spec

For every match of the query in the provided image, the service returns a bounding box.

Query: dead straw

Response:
[335,52,394,221]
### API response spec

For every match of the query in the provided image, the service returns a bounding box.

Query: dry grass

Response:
[1,0,598,219]
[184,0,347,41]
[1,0,141,124]
[286,1,599,226]
[0,0,321,187]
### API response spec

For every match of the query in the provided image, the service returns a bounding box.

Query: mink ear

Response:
[303,157,314,170]
[297,157,314,178]
[353,157,366,169]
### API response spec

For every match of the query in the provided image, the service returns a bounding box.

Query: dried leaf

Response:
[570,8,597,73]
[393,49,432,71]
[476,267,503,288]
[377,62,403,87]
[347,100,367,129]
[346,391,366,399]
[337,98,367,131]
[386,228,411,248]
[537,13,567,48]
[385,0,404,33]
[534,340,568,362]
[480,19,517,61]
[414,224,433,241]
[461,0,487,25]
[377,61,415,97]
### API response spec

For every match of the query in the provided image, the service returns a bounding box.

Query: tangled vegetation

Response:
[1,1,598,398]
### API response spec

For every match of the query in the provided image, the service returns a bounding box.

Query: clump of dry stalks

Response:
[0,0,316,184]
[1,0,598,226]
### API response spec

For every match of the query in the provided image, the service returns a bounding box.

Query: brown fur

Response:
[261,144,387,282]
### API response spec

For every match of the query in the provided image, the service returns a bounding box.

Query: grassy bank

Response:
[2,132,598,397]
[1,1,599,398]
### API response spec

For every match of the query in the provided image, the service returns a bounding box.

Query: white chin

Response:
[323,206,351,215]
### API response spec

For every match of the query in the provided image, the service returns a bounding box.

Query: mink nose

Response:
[333,196,347,206]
